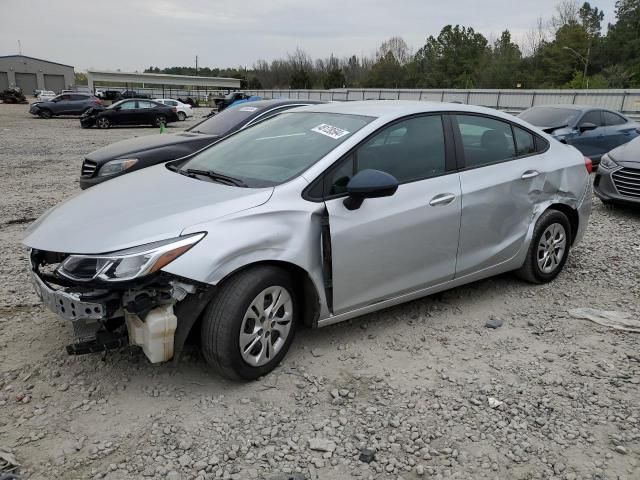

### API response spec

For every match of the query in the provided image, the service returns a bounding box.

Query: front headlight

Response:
[98,158,138,177]
[599,154,618,170]
[57,233,205,282]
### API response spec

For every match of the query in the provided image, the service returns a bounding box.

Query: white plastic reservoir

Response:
[125,304,177,363]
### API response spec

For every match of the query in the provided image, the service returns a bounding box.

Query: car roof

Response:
[530,104,616,112]
[293,100,521,122]
[239,99,325,109]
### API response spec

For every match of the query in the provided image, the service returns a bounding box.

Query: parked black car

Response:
[80,99,178,129]
[29,93,102,118]
[79,99,323,188]
[519,105,640,167]
[122,90,151,99]
[594,136,640,207]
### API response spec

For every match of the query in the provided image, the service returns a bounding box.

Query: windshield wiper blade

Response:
[182,168,248,187]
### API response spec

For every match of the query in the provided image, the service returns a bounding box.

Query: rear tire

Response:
[200,266,297,380]
[177,111,186,121]
[516,209,571,284]
[154,115,167,127]
[96,117,110,129]
[38,109,52,119]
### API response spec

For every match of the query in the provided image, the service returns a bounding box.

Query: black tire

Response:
[516,209,572,284]
[177,111,186,121]
[200,266,297,380]
[38,109,52,119]
[96,117,111,129]
[154,115,167,127]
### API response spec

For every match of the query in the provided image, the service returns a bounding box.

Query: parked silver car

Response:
[24,101,592,380]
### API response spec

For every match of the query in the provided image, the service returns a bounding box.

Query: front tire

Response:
[516,209,571,284]
[200,266,297,380]
[38,109,52,119]
[96,117,111,129]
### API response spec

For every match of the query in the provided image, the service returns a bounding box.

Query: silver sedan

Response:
[24,101,592,380]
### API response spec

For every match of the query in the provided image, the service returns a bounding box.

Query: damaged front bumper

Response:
[29,249,213,363]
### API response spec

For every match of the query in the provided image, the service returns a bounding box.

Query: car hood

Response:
[85,132,219,163]
[23,164,273,254]
[609,137,640,164]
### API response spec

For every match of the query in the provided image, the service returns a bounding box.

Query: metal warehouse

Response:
[0,55,75,94]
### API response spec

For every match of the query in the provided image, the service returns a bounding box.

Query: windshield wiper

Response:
[181,168,248,187]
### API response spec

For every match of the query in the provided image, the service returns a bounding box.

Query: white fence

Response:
[242,88,640,117]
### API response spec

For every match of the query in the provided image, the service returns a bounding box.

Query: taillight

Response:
[94,99,102,105]
[584,156,593,174]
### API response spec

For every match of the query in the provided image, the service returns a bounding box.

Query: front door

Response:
[115,100,138,125]
[325,115,461,314]
[568,110,608,160]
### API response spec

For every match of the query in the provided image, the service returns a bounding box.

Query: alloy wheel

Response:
[536,223,567,274]
[238,286,293,367]
[96,117,110,129]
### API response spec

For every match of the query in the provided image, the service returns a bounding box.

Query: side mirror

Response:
[113,105,121,111]
[579,122,598,133]
[343,169,399,210]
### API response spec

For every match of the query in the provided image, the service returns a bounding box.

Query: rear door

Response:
[603,110,639,150]
[69,94,90,114]
[453,114,550,277]
[325,114,462,313]
[137,100,160,124]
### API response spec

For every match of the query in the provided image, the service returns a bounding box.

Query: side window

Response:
[322,116,446,197]
[603,111,627,126]
[513,126,536,156]
[138,101,155,109]
[70,94,86,101]
[455,115,516,167]
[120,101,137,110]
[356,115,446,182]
[579,111,604,126]
[59,94,71,101]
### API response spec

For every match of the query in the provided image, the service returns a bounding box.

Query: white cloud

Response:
[0,0,618,71]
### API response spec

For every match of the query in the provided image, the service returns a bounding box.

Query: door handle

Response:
[429,193,456,206]
[521,170,540,180]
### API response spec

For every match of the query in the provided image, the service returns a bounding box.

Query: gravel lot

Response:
[0,102,639,480]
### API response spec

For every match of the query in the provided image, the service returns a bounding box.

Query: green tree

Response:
[605,0,640,85]
[364,51,405,88]
[411,25,489,88]
[480,30,523,88]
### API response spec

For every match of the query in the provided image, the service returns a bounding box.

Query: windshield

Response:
[181,112,373,187]
[188,105,264,135]
[107,100,127,109]
[519,107,580,127]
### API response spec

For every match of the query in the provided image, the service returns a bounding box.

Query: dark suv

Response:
[122,90,151,99]
[29,93,102,118]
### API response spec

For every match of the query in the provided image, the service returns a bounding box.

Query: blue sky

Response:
[0,0,618,71]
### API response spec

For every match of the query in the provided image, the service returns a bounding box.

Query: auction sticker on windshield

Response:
[311,124,350,139]
[239,106,259,112]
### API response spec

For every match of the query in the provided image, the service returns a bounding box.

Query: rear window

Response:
[519,107,581,127]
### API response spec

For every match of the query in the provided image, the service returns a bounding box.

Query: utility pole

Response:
[562,46,590,89]
[18,40,22,55]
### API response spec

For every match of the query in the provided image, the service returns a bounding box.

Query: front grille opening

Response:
[81,159,98,177]
[612,167,640,199]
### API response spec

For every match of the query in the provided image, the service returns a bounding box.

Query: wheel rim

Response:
[238,286,293,367]
[97,118,109,128]
[178,112,186,120]
[156,116,165,126]
[537,223,567,274]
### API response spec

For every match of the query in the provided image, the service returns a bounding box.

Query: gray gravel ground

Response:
[0,102,639,480]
